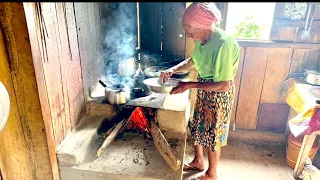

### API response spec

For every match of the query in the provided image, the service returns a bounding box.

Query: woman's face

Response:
[183,23,207,41]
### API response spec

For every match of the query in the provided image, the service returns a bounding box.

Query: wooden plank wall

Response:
[162,3,186,60]
[139,2,161,54]
[232,45,320,133]
[271,3,320,43]
[140,2,186,60]
[23,2,103,146]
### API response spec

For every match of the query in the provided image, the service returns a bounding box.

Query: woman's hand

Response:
[159,69,174,84]
[170,82,190,95]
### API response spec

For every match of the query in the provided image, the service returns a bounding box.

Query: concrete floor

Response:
[183,137,295,180]
[59,130,297,180]
[57,113,297,180]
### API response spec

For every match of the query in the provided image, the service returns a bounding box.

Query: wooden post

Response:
[0,2,54,180]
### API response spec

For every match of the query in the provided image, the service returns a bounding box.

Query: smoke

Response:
[101,2,138,87]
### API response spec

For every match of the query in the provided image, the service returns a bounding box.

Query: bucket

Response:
[286,133,319,169]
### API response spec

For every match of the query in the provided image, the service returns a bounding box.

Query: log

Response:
[150,121,181,171]
[96,118,128,157]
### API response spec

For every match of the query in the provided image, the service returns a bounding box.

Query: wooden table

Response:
[293,130,320,178]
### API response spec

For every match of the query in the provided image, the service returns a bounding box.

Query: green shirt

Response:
[192,27,240,82]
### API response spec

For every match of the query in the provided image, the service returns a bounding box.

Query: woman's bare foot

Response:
[183,158,205,171]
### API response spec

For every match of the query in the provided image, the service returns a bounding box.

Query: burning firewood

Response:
[96,118,129,157]
[96,107,181,172]
[150,120,181,171]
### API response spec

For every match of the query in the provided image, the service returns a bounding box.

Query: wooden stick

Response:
[293,134,317,178]
[102,123,117,139]
[96,118,129,157]
[150,121,181,171]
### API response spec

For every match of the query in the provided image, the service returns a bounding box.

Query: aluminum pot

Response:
[99,80,131,104]
[303,66,320,86]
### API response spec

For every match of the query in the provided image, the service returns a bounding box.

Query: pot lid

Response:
[0,81,10,132]
[108,83,129,92]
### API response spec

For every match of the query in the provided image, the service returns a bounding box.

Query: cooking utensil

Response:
[132,62,151,98]
[98,80,131,104]
[139,51,162,70]
[144,66,168,78]
[300,4,315,41]
[143,78,181,94]
[144,65,190,80]
[172,71,190,79]
[118,57,136,77]
[303,66,320,86]
[0,82,10,132]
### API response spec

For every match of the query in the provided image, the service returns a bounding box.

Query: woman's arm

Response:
[188,81,231,92]
[170,80,231,94]
[160,57,194,84]
[168,57,195,73]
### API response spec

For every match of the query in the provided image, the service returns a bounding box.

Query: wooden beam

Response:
[150,121,181,171]
[0,2,54,180]
[237,40,315,49]
[23,3,59,180]
[231,47,245,130]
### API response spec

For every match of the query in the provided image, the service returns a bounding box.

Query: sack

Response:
[289,105,320,138]
[299,157,320,180]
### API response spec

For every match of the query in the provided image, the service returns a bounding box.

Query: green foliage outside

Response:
[233,15,262,39]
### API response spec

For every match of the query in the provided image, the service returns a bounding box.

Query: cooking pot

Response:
[99,80,131,104]
[303,66,320,86]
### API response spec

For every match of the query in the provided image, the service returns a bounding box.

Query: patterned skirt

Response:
[189,76,235,152]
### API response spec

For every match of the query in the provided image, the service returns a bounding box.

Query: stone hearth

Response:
[56,90,190,180]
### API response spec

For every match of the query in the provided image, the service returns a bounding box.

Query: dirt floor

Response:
[183,136,295,180]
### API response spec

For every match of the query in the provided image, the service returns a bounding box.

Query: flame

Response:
[126,107,151,133]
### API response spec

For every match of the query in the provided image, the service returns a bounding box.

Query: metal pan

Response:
[143,78,181,94]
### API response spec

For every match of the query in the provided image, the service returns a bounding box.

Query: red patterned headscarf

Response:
[182,2,221,30]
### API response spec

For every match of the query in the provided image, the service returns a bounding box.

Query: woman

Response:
[160,2,240,180]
